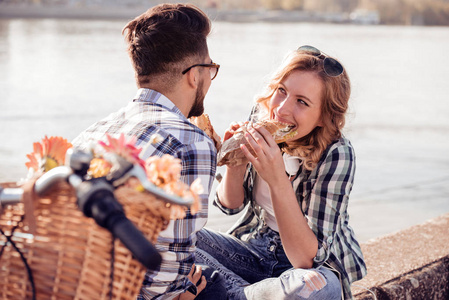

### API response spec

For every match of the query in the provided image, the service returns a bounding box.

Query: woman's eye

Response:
[297,99,309,106]
[278,87,286,94]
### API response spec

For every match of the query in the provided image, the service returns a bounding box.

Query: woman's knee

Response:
[280,268,341,299]
[300,270,340,298]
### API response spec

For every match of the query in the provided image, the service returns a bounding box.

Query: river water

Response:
[1,19,448,242]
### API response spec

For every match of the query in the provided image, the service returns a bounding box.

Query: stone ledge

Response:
[352,213,449,299]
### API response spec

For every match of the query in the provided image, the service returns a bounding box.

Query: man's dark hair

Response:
[122,3,211,87]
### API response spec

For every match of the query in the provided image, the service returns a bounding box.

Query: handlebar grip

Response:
[108,213,162,270]
[76,180,162,271]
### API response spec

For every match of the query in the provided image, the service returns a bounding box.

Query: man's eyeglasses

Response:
[182,62,220,80]
[297,45,344,77]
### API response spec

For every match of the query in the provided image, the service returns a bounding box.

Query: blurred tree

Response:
[302,0,358,12]
[418,0,449,25]
[261,0,282,10]
[280,0,304,10]
[361,0,449,25]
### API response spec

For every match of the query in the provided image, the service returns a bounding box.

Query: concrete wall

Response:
[352,213,449,299]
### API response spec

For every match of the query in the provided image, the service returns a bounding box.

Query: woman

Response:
[196,46,367,299]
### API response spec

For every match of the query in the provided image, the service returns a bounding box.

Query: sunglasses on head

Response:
[297,45,344,77]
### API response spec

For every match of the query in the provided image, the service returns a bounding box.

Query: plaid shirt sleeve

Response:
[213,189,247,215]
[305,141,355,266]
[136,128,217,300]
[177,139,217,217]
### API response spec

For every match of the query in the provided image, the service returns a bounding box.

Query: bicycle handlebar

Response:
[0,187,23,206]
[0,166,73,207]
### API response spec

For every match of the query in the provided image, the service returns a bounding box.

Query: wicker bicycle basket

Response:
[0,180,170,300]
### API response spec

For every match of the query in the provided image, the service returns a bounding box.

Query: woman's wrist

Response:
[223,163,248,183]
[225,162,248,174]
[265,170,290,190]
[217,164,247,209]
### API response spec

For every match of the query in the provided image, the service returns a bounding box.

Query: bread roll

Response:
[189,114,222,151]
[217,120,296,166]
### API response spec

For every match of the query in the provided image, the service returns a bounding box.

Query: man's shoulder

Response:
[138,120,217,161]
[118,107,216,163]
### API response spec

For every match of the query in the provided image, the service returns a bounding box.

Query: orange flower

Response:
[87,158,113,178]
[25,136,72,173]
[145,155,203,218]
[145,154,182,186]
[188,178,203,215]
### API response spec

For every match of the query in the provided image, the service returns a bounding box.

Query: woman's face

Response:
[269,70,324,144]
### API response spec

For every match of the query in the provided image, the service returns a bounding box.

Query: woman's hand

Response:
[177,264,207,300]
[223,121,248,142]
[240,125,287,185]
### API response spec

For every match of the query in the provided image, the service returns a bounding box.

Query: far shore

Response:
[0,3,361,24]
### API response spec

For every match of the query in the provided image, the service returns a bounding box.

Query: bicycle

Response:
[0,148,193,300]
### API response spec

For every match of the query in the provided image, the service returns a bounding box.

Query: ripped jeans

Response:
[196,227,341,299]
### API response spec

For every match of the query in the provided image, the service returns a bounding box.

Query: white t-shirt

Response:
[254,174,279,231]
[253,153,302,232]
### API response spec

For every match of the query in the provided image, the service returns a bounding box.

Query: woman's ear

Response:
[316,115,324,128]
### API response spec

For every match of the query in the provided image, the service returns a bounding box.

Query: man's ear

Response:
[186,68,199,89]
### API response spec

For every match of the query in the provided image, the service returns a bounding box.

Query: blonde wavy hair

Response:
[256,50,351,171]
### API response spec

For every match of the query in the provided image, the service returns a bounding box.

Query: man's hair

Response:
[122,3,211,88]
[256,50,351,171]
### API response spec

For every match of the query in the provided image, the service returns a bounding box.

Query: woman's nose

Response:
[277,98,292,115]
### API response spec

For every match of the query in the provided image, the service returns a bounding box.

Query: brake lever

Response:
[108,156,193,208]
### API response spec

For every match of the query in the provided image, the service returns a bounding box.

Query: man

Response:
[72,4,224,299]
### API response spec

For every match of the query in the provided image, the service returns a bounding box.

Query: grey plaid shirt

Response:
[72,88,217,299]
[214,137,366,299]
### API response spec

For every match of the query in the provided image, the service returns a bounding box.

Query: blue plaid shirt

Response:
[214,137,366,300]
[72,88,217,299]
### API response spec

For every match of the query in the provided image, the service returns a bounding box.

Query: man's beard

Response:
[188,80,205,118]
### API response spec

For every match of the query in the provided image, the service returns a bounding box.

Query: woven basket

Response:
[0,181,170,300]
